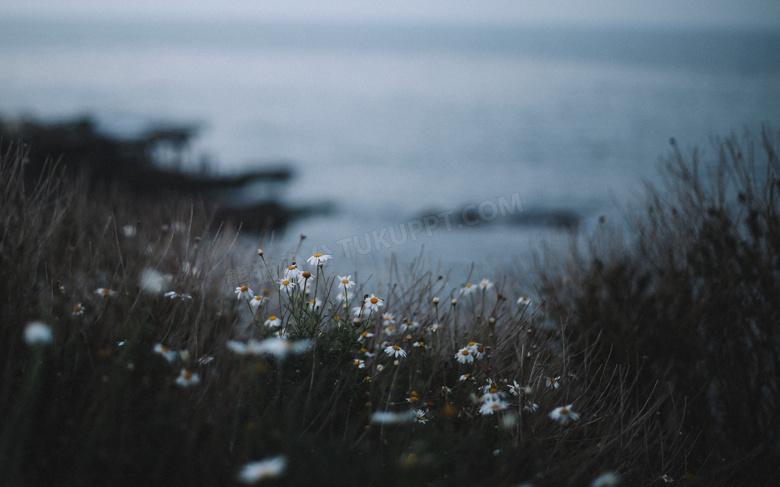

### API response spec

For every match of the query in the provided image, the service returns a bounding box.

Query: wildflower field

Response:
[1,127,778,486]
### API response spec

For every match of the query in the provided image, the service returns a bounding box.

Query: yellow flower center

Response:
[461,350,470,356]
[468,341,476,346]
[282,280,290,286]
[269,316,277,321]
[342,279,349,284]
[240,285,248,292]
[560,407,569,415]
[370,297,378,304]
[393,346,400,351]
[183,371,192,380]
[314,253,322,258]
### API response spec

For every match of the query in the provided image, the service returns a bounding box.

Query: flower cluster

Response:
[455,341,485,364]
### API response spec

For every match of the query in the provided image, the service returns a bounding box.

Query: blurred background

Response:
[2,0,779,279]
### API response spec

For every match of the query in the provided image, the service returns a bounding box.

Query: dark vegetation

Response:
[0,122,777,486]
[1,114,320,232]
[533,127,780,484]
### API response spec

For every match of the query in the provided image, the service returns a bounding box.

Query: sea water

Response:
[2,18,779,282]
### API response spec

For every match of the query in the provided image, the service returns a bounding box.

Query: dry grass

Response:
[1,126,777,486]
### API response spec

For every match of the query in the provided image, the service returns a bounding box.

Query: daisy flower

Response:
[481,379,503,396]
[256,338,312,359]
[466,341,485,360]
[337,275,355,291]
[175,369,200,387]
[353,359,366,369]
[413,409,428,424]
[479,279,493,290]
[264,316,282,328]
[278,279,296,293]
[283,264,302,281]
[357,331,374,342]
[508,380,522,396]
[72,303,85,316]
[479,399,509,415]
[24,321,53,346]
[351,306,371,319]
[381,312,396,325]
[517,296,531,306]
[384,344,407,358]
[399,320,419,333]
[370,410,414,425]
[198,355,215,365]
[139,268,167,294]
[307,298,322,311]
[661,474,674,483]
[460,283,476,295]
[228,338,311,359]
[364,294,384,312]
[455,348,474,364]
[549,404,580,425]
[164,291,193,300]
[94,287,117,298]
[523,402,539,413]
[235,285,254,300]
[226,340,249,355]
[237,456,287,484]
[249,295,265,310]
[336,291,353,304]
[546,376,561,389]
[154,343,178,363]
[306,253,332,266]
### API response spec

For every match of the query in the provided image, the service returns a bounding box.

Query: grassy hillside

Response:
[1,126,777,486]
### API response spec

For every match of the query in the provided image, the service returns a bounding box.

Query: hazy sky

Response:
[4,0,780,28]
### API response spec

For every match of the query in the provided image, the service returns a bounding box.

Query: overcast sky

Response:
[3,0,780,28]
